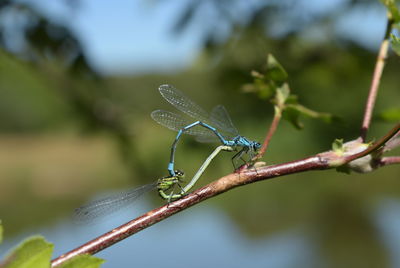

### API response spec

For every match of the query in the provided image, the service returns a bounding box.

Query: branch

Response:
[379,156,400,166]
[51,123,399,267]
[255,106,282,159]
[51,155,326,267]
[346,123,400,163]
[360,18,394,141]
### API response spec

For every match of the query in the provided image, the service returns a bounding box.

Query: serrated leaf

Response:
[390,34,400,56]
[332,139,344,153]
[380,0,400,22]
[379,107,400,121]
[58,254,105,268]
[266,54,288,83]
[3,236,53,268]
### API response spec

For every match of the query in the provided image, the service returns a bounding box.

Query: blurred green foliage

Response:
[0,232,103,268]
[2,236,53,268]
[0,1,399,267]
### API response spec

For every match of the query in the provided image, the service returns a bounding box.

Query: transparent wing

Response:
[210,105,239,137]
[158,84,210,123]
[195,135,221,143]
[151,110,217,138]
[74,183,157,223]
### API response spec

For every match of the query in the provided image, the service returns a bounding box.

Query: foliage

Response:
[390,34,400,56]
[3,237,53,268]
[379,107,400,121]
[0,226,104,268]
[332,139,344,154]
[380,0,400,21]
[242,54,339,129]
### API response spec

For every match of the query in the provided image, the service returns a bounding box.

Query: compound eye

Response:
[175,170,184,176]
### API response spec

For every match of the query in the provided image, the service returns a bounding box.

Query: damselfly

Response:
[151,84,261,176]
[74,170,185,223]
[74,145,234,223]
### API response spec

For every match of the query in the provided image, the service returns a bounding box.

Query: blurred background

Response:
[0,0,400,267]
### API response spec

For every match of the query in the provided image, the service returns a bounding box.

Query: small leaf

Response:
[289,104,340,123]
[3,236,53,268]
[379,107,400,121]
[275,83,290,107]
[332,139,344,154]
[283,104,340,129]
[390,34,400,56]
[283,106,303,129]
[242,82,275,100]
[266,54,288,83]
[58,254,105,268]
[380,0,400,22]
[250,70,263,79]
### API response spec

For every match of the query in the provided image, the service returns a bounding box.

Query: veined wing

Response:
[195,135,221,143]
[74,183,157,223]
[210,105,239,138]
[158,84,210,123]
[151,110,218,138]
[74,183,156,224]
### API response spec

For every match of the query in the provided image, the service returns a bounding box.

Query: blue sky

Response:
[16,0,387,75]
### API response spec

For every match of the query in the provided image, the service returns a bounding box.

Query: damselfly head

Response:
[253,142,261,150]
[174,169,185,178]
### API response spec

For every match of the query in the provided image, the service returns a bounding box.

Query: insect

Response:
[74,170,185,223]
[151,84,261,176]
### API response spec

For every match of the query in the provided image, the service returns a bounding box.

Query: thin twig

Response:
[379,156,400,166]
[360,18,393,141]
[345,123,400,163]
[255,107,282,159]
[51,123,399,267]
[383,130,400,152]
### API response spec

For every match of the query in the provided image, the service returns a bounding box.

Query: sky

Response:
[14,0,388,75]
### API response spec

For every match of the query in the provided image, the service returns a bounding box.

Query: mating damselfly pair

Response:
[74,85,260,222]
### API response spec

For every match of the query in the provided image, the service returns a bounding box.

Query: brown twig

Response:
[383,130,400,152]
[255,107,282,160]
[360,18,393,141]
[345,123,400,163]
[51,123,399,267]
[379,156,400,166]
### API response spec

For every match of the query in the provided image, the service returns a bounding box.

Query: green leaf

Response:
[390,34,400,56]
[243,54,289,101]
[283,106,303,129]
[266,54,288,83]
[275,83,290,107]
[3,236,53,268]
[283,104,340,129]
[58,254,105,268]
[379,107,400,121]
[243,70,276,100]
[381,0,400,22]
[332,139,344,154]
